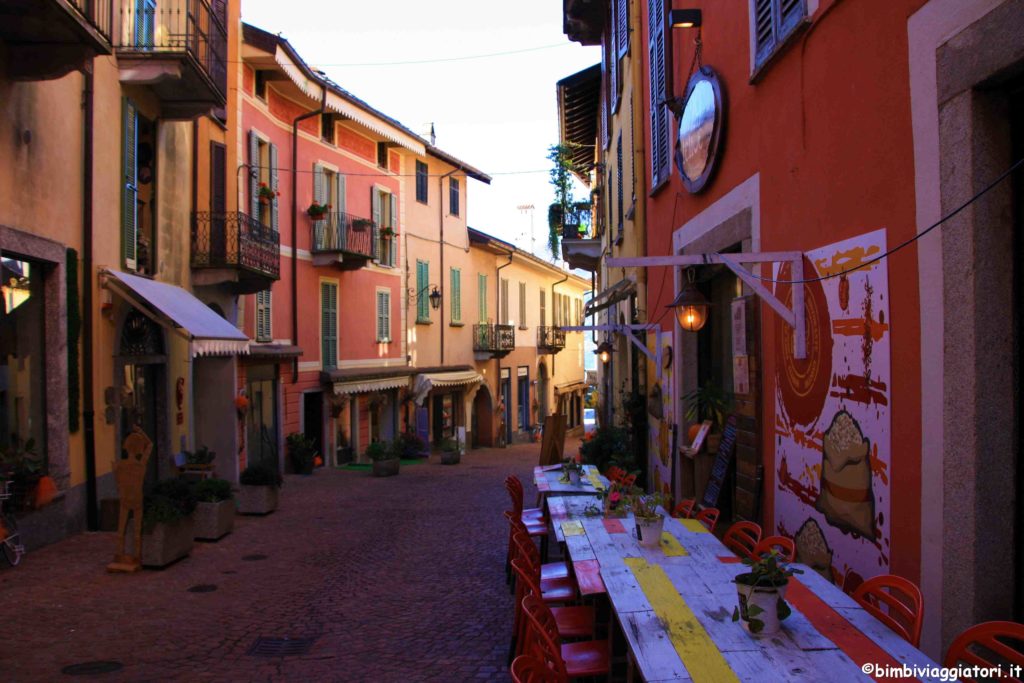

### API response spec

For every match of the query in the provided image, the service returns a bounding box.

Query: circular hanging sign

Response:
[674,66,725,193]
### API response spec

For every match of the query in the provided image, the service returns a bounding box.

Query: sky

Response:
[239,0,599,261]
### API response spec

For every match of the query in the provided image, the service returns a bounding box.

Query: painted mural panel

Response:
[648,340,674,501]
[773,228,891,590]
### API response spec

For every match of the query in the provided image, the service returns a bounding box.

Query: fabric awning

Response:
[103,269,249,357]
[555,380,588,394]
[584,278,636,317]
[412,370,483,406]
[333,376,410,396]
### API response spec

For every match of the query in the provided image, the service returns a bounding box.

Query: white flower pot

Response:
[635,514,665,547]
[568,470,581,486]
[736,582,786,635]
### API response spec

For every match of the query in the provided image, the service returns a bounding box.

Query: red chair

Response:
[672,499,696,519]
[510,519,571,582]
[944,621,1024,683]
[754,535,796,562]
[521,594,609,680]
[504,510,549,584]
[722,521,762,560]
[696,507,720,532]
[510,557,594,661]
[506,476,546,523]
[511,654,562,683]
[852,575,924,647]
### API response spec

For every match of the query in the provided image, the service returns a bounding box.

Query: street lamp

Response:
[596,340,614,364]
[669,9,702,28]
[669,267,709,332]
[411,285,442,311]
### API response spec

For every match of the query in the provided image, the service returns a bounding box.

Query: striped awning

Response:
[332,376,409,396]
[412,370,483,406]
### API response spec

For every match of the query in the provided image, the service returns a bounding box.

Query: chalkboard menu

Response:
[701,414,739,509]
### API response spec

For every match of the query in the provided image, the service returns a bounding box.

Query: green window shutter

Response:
[371,188,381,261]
[269,143,279,232]
[388,193,398,266]
[248,131,259,219]
[450,268,461,323]
[519,282,526,328]
[313,163,324,204]
[478,274,487,321]
[122,98,138,271]
[256,289,272,342]
[321,282,337,369]
[540,289,546,327]
[417,260,429,321]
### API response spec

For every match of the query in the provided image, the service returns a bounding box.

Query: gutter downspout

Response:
[438,167,459,365]
[495,247,513,445]
[82,67,97,531]
[291,88,327,382]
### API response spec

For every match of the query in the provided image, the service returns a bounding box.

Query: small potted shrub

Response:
[238,463,282,515]
[732,550,803,635]
[286,432,317,475]
[181,445,215,476]
[627,491,667,547]
[683,381,732,452]
[367,440,399,477]
[439,437,462,465]
[139,478,197,567]
[561,459,584,486]
[192,478,234,541]
[307,202,330,220]
[258,182,278,205]
[394,430,428,459]
[351,217,373,232]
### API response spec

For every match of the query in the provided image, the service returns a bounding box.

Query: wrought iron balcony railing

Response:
[537,326,566,352]
[311,212,374,259]
[70,0,114,40]
[191,211,280,280]
[473,324,515,355]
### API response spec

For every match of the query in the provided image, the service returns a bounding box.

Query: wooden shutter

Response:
[478,274,487,321]
[377,290,390,342]
[519,282,526,327]
[609,19,618,115]
[389,193,398,266]
[500,279,509,326]
[269,143,278,232]
[648,0,669,186]
[779,0,805,43]
[210,143,226,214]
[753,0,775,64]
[256,289,271,342]
[321,282,337,369]
[248,131,259,219]
[617,136,624,234]
[417,260,428,321]
[451,268,461,323]
[540,289,546,327]
[371,188,381,261]
[336,174,346,217]
[122,98,138,271]
[617,0,629,58]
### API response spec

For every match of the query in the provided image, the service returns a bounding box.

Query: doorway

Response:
[246,367,278,471]
[302,392,323,464]
[500,376,512,445]
[117,310,166,492]
[472,385,494,448]
[517,368,529,434]
[538,362,549,422]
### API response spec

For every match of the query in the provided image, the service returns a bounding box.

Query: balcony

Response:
[114,0,227,118]
[555,204,601,272]
[310,212,375,270]
[0,0,113,80]
[191,212,280,294]
[537,326,566,354]
[473,324,515,360]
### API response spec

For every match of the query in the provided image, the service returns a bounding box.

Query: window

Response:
[122,98,157,274]
[647,0,670,189]
[751,0,806,70]
[254,70,268,100]
[320,282,338,369]
[449,177,460,217]
[416,260,430,323]
[0,257,46,466]
[518,282,527,329]
[376,289,391,342]
[416,161,429,204]
[255,289,272,342]
[540,289,546,327]
[371,188,397,267]
[377,142,389,168]
[321,113,335,144]
[249,131,278,230]
[500,278,510,326]
[478,274,488,321]
[312,164,345,251]
[450,268,462,324]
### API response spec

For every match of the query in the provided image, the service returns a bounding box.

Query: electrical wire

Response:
[242,164,548,177]
[219,42,574,67]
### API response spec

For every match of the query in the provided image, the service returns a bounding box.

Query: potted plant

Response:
[380,226,395,238]
[561,459,584,486]
[182,445,215,475]
[731,550,803,635]
[307,202,330,220]
[682,381,733,452]
[439,438,461,465]
[351,217,373,232]
[627,491,667,547]
[258,182,278,205]
[0,436,43,512]
[286,432,317,475]
[192,478,234,541]
[393,430,428,459]
[138,478,196,567]
[238,463,282,515]
[579,424,635,475]
[366,440,399,477]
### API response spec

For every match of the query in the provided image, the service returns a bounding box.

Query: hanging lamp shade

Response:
[596,340,614,364]
[428,286,442,310]
[669,270,709,332]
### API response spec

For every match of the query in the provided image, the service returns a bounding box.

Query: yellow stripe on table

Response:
[585,468,606,491]
[659,532,688,556]
[561,520,585,537]
[624,558,738,683]
[680,519,710,533]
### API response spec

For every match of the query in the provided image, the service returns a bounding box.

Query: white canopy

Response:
[332,376,409,396]
[103,269,250,357]
[412,370,482,406]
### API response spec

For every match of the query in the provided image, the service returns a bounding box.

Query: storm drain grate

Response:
[62,661,124,676]
[187,584,218,593]
[247,637,316,657]
[242,554,268,561]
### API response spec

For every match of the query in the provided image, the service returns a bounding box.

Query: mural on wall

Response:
[648,344,675,501]
[773,228,890,589]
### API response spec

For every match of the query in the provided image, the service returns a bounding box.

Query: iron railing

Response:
[116,0,227,98]
[537,326,566,351]
[191,211,280,280]
[310,212,374,259]
[68,0,114,41]
[552,203,592,240]
[473,324,515,354]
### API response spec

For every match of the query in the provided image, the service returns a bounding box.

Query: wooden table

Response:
[547,495,602,543]
[557,511,945,682]
[533,464,609,496]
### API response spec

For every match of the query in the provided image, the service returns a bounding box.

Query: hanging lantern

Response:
[428,286,442,310]
[596,340,614,364]
[669,268,709,332]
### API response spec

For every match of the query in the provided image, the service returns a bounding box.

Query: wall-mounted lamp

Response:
[596,340,614,364]
[669,9,702,29]
[428,286,442,311]
[669,267,709,332]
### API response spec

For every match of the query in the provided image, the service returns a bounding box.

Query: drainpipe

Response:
[291,88,327,382]
[495,247,513,444]
[82,67,98,531]
[437,167,458,365]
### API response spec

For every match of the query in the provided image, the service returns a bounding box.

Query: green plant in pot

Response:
[366,440,399,477]
[682,381,733,452]
[439,437,461,465]
[560,458,584,486]
[393,430,428,459]
[627,490,667,547]
[731,549,803,635]
[139,477,197,567]
[579,425,635,475]
[286,432,317,475]
[192,478,235,541]
[238,463,282,515]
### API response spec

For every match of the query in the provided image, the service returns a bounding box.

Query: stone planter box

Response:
[237,485,279,515]
[440,450,461,465]
[194,500,235,541]
[372,459,400,477]
[137,516,195,568]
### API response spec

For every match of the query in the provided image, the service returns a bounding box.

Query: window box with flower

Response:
[307,202,331,220]
[258,183,278,206]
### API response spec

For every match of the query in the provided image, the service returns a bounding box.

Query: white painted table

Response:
[532,464,610,496]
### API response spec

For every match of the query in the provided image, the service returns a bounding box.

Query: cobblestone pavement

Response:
[0,443,547,682]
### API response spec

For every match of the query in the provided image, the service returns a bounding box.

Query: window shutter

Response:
[753,0,776,63]
[451,269,461,323]
[388,193,398,266]
[540,289,546,327]
[617,0,629,58]
[416,261,428,321]
[122,98,138,271]
[479,274,487,321]
[321,282,337,369]
[371,188,381,261]
[617,136,624,234]
[519,282,526,327]
[600,47,610,150]
[249,131,259,219]
[256,289,272,342]
[335,174,346,218]
[269,143,279,232]
[609,23,618,115]
[648,0,669,186]
[779,0,804,42]
[377,291,390,342]
[501,279,509,326]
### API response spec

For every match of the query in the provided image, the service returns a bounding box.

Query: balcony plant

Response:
[380,226,395,238]
[367,440,399,477]
[627,490,667,547]
[307,202,331,219]
[351,217,374,232]
[732,549,803,635]
[439,437,461,466]
[238,462,282,515]
[192,478,234,541]
[139,477,197,567]
[286,432,317,475]
[258,182,278,205]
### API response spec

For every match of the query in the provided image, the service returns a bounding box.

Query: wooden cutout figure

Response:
[107,426,152,573]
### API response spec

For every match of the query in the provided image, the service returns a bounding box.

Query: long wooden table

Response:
[556,511,945,682]
[533,464,609,496]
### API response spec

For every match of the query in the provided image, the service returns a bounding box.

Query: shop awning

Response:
[555,380,588,394]
[248,343,303,360]
[412,370,483,406]
[333,376,410,396]
[584,278,636,317]
[102,269,249,357]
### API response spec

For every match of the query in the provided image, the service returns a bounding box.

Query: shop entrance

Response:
[246,366,278,470]
[117,310,166,492]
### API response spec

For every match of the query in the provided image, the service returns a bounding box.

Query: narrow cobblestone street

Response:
[0,443,549,682]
